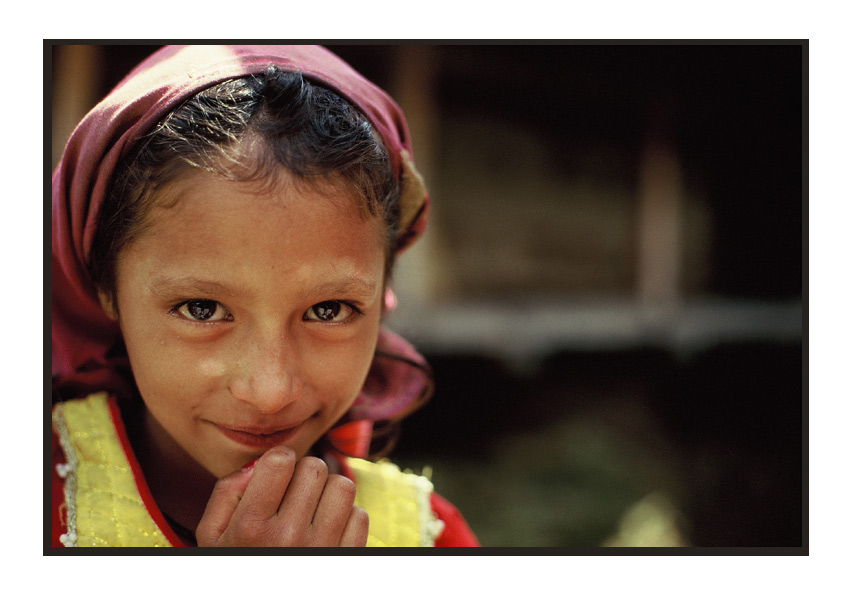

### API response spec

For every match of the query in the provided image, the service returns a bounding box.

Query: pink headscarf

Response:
[52,45,431,456]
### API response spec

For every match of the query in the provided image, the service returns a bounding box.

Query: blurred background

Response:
[51,43,804,548]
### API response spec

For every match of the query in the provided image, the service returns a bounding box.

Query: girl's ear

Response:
[383,287,397,313]
[98,291,118,321]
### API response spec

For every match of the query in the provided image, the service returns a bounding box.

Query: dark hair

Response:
[89,66,400,300]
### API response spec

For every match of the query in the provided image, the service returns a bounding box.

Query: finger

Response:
[339,505,369,547]
[195,466,255,546]
[311,474,358,545]
[234,445,297,523]
[275,457,328,541]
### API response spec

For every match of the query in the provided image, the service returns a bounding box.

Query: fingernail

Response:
[241,458,258,472]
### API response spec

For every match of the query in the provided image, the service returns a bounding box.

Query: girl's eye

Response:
[304,300,358,323]
[173,300,231,322]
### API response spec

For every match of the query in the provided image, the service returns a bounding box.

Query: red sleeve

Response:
[430,493,480,547]
[51,430,67,547]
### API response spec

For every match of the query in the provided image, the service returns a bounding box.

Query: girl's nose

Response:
[228,332,304,414]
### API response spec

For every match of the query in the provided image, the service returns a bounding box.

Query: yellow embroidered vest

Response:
[53,393,441,547]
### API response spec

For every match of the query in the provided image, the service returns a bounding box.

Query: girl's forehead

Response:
[152,166,377,224]
[125,169,387,285]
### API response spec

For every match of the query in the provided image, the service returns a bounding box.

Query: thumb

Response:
[195,460,257,546]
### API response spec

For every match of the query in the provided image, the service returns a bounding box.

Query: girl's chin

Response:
[202,440,319,478]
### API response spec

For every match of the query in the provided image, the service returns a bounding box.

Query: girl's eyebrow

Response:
[148,274,379,300]
[309,275,380,300]
[148,275,241,298]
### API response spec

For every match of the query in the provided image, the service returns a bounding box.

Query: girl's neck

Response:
[122,400,216,546]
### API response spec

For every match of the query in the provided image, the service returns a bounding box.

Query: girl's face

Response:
[107,169,386,478]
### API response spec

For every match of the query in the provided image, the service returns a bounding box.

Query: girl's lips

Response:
[213,422,305,449]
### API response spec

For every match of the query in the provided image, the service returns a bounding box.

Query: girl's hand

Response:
[196,446,369,547]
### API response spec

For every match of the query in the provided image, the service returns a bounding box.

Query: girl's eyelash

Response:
[166,299,364,323]
[328,300,363,315]
[304,300,364,323]
[340,301,363,314]
[168,299,233,323]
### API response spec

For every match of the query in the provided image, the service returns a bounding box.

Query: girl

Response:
[51,44,478,548]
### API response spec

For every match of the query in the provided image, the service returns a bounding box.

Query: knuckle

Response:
[327,474,356,500]
[236,505,266,525]
[276,520,307,546]
[211,472,238,493]
[345,506,370,546]
[195,523,213,546]
[263,445,297,469]
[351,505,369,528]
[296,456,328,479]
[228,517,275,546]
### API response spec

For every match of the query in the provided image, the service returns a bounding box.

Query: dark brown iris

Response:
[186,300,217,320]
